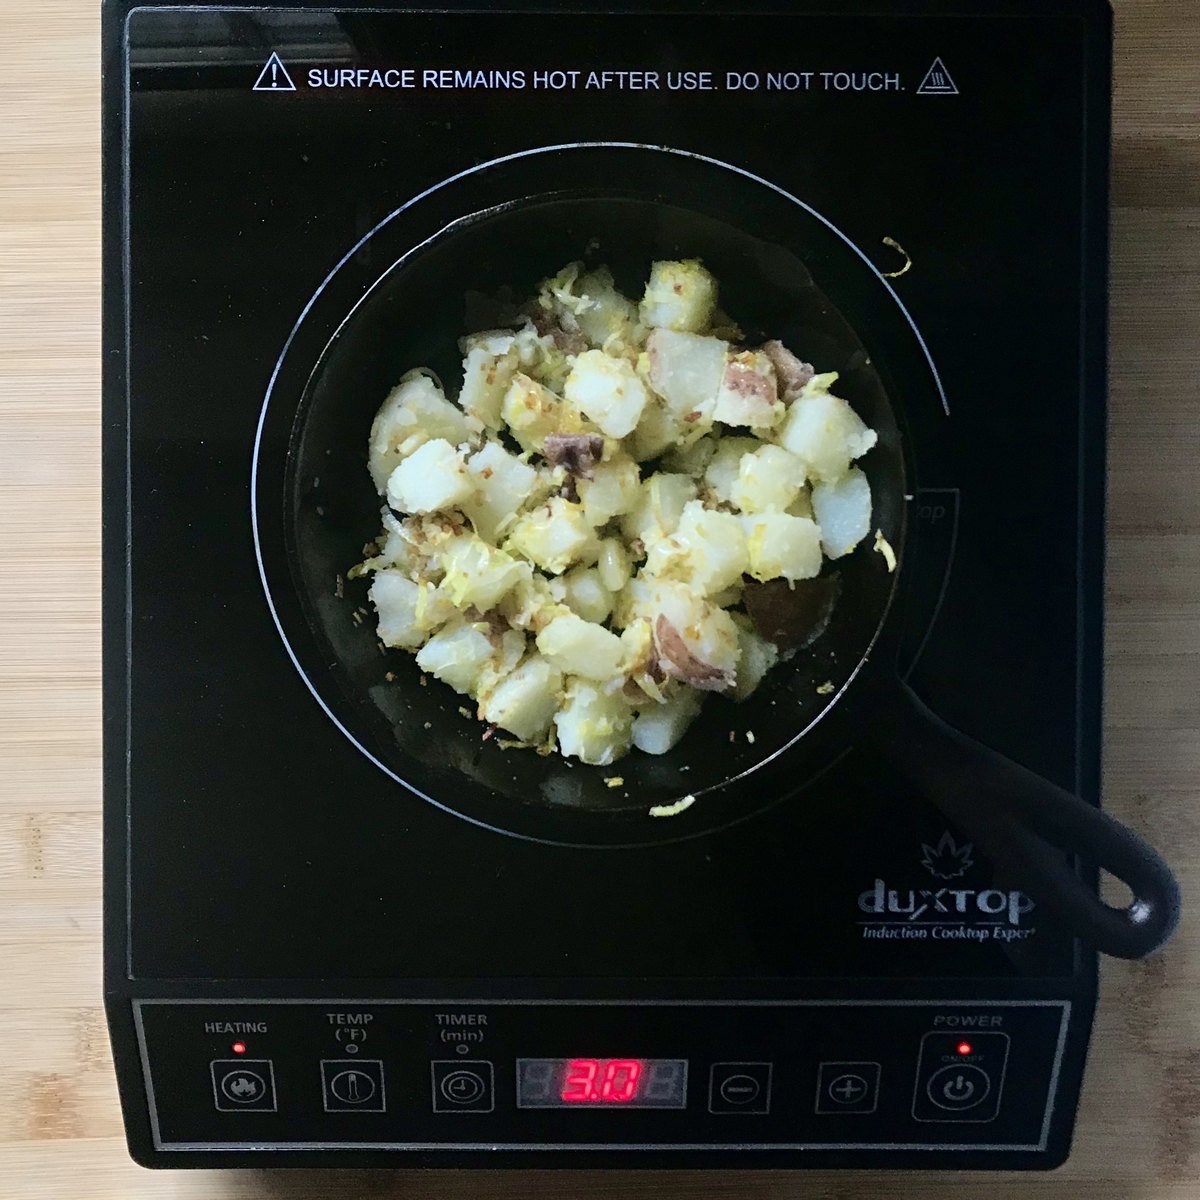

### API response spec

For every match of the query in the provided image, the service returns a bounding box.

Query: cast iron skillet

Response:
[255,146,1179,960]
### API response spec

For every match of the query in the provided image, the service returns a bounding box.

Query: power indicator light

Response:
[956,1042,972,1056]
[231,1041,247,1055]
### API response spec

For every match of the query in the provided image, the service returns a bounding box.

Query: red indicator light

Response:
[957,1042,972,1056]
[231,1041,247,1055]
[561,1059,644,1104]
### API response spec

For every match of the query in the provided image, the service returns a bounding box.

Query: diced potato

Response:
[480,654,563,742]
[641,581,741,689]
[573,266,644,349]
[413,580,457,633]
[440,535,530,611]
[554,679,634,765]
[459,329,517,356]
[473,628,530,701]
[626,397,685,462]
[536,613,625,681]
[620,473,698,548]
[645,329,727,420]
[777,377,878,483]
[415,620,496,694]
[712,350,783,430]
[645,500,748,596]
[703,437,760,503]
[812,468,873,559]
[730,444,806,514]
[632,687,705,755]
[500,372,566,453]
[463,442,538,542]
[662,433,717,477]
[369,570,425,649]
[505,497,597,575]
[732,616,780,701]
[787,487,815,519]
[639,259,718,333]
[459,343,519,430]
[549,567,614,625]
[577,455,641,526]
[497,572,559,633]
[564,349,649,439]
[385,438,473,515]
[741,512,823,582]
[597,539,631,592]
[368,374,475,492]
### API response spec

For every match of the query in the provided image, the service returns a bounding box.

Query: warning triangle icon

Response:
[916,57,958,96]
[253,52,296,93]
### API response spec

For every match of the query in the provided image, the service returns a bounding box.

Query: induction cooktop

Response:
[104,0,1115,1170]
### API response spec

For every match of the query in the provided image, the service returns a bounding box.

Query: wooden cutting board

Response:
[1,1,1196,1195]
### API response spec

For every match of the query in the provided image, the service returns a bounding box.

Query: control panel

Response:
[132,1000,1069,1153]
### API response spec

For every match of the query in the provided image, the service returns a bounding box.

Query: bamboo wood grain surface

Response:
[1,0,1197,1195]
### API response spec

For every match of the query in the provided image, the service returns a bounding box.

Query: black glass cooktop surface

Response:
[103,0,1110,1169]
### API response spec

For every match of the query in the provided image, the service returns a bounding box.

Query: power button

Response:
[912,1032,1009,1123]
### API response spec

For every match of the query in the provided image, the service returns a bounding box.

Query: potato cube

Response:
[639,259,718,333]
[368,374,475,492]
[459,344,519,430]
[626,397,685,462]
[463,442,538,542]
[554,679,634,765]
[573,266,643,349]
[646,500,748,596]
[620,473,698,548]
[413,580,457,633]
[732,616,780,701]
[632,687,705,755]
[505,497,597,575]
[577,454,641,526]
[702,437,760,504]
[480,654,563,742]
[564,349,649,438]
[777,379,878,483]
[500,372,566,453]
[415,620,496,694]
[549,567,614,625]
[536,613,625,681]
[741,512,823,582]
[440,536,530,611]
[385,438,473,515]
[648,582,741,689]
[369,570,425,649]
[645,328,727,420]
[729,444,806,513]
[712,350,783,430]
[812,468,873,559]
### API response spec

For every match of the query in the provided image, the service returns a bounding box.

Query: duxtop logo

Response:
[857,831,1036,944]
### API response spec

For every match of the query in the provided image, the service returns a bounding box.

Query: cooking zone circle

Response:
[252,144,1177,957]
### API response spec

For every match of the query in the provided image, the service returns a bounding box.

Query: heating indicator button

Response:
[210,1060,276,1112]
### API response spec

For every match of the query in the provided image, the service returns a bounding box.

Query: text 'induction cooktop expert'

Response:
[103,0,1178,1172]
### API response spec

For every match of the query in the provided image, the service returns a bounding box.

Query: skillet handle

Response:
[876,681,1180,960]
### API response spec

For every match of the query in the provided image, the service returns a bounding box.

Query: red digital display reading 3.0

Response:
[516,1058,688,1109]
[560,1058,643,1103]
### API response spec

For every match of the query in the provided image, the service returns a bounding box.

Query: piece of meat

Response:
[531,312,590,355]
[654,615,735,693]
[762,340,816,400]
[721,360,775,403]
[743,575,840,651]
[543,433,605,480]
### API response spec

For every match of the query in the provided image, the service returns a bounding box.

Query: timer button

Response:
[431,1060,494,1113]
[709,1063,772,1114]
